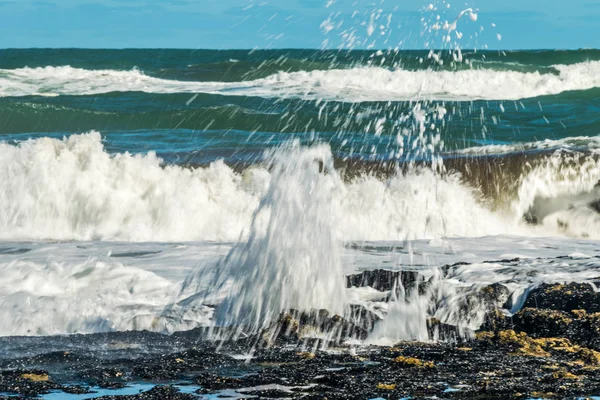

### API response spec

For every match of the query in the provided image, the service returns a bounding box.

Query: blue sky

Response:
[0,0,598,49]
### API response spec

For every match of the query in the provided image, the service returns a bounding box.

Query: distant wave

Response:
[2,62,600,101]
[457,136,600,156]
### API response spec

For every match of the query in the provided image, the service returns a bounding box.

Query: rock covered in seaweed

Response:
[0,370,61,397]
[523,282,600,313]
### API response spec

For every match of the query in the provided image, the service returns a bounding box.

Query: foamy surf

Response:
[4,53,600,343]
[3,131,600,340]
[457,136,600,156]
[2,61,600,101]
[5,132,600,242]
[0,132,519,242]
[2,236,600,337]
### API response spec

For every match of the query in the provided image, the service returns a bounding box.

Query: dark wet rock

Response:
[194,373,248,390]
[260,309,369,346]
[427,318,466,342]
[62,384,92,394]
[28,350,94,364]
[483,257,522,264]
[0,351,100,372]
[473,284,513,329]
[569,310,600,350]
[0,369,61,396]
[132,349,235,380]
[503,283,600,350]
[480,283,512,308]
[78,367,128,385]
[445,283,513,335]
[346,269,425,293]
[479,308,513,333]
[523,282,600,313]
[499,306,600,352]
[93,381,128,390]
[513,308,574,338]
[344,304,382,332]
[238,388,292,397]
[4,332,600,399]
[175,309,371,348]
[171,325,247,344]
[7,279,600,398]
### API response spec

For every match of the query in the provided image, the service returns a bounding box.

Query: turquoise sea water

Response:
[1,48,600,165]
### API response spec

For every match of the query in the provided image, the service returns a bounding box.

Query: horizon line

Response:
[0,47,598,52]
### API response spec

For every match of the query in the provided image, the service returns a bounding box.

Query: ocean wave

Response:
[5,132,600,242]
[0,132,516,242]
[2,61,600,101]
[512,151,600,237]
[457,136,600,156]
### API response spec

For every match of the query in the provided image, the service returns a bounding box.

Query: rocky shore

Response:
[2,269,600,399]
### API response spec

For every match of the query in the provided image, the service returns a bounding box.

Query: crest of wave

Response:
[338,168,517,241]
[0,131,518,243]
[512,150,600,238]
[206,142,347,337]
[0,131,266,242]
[5,61,600,101]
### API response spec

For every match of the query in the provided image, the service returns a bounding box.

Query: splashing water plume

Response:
[207,143,347,338]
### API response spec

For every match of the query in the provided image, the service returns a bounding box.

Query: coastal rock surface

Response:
[2,278,600,398]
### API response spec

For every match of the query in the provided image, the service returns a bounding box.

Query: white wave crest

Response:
[0,131,264,242]
[457,136,600,156]
[513,151,600,238]
[2,61,600,101]
[0,132,515,242]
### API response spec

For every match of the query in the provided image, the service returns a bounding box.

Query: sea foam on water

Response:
[3,61,600,101]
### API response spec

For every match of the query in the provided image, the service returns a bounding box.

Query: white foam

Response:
[0,66,217,97]
[7,132,600,243]
[5,133,600,338]
[0,132,263,242]
[2,235,600,337]
[2,62,600,101]
[512,151,600,238]
[0,132,518,242]
[457,136,600,156]
[0,257,212,336]
[338,169,520,241]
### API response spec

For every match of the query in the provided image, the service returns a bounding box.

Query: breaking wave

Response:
[0,132,513,242]
[5,133,600,337]
[4,132,600,242]
[2,61,600,101]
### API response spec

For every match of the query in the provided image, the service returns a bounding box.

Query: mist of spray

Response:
[204,142,347,338]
